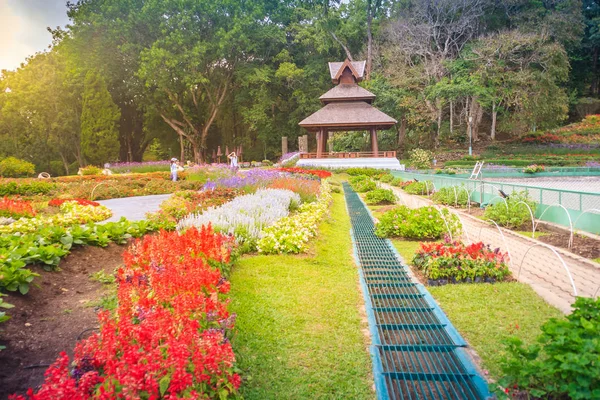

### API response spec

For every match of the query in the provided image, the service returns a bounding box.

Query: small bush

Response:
[365,188,396,205]
[432,186,469,207]
[351,178,376,193]
[80,165,102,175]
[523,164,545,174]
[379,174,394,183]
[262,160,273,166]
[408,148,433,169]
[497,296,600,400]
[0,157,35,178]
[375,205,461,240]
[484,191,537,229]
[391,177,403,186]
[403,181,433,195]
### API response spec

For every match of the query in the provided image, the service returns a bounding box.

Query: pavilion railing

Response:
[299,151,396,159]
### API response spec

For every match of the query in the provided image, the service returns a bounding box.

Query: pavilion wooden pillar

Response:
[322,128,329,156]
[370,127,379,157]
[316,128,323,158]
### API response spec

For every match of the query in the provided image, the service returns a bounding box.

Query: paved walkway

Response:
[385,185,600,314]
[96,194,171,223]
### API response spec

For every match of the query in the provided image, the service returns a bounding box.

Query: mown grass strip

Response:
[229,191,374,399]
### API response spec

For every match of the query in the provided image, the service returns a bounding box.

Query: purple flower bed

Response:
[108,160,171,173]
[203,169,281,191]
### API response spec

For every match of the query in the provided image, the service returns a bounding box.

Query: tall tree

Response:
[80,70,121,165]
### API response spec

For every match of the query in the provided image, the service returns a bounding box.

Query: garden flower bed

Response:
[177,189,300,250]
[257,180,333,254]
[276,167,332,179]
[0,197,36,219]
[10,226,241,399]
[412,240,512,285]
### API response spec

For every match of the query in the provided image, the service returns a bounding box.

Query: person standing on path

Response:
[170,158,178,181]
[227,152,238,171]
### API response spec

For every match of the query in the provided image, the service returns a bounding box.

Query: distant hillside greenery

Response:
[1,0,600,175]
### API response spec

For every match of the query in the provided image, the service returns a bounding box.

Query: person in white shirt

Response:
[227,152,238,170]
[170,158,179,181]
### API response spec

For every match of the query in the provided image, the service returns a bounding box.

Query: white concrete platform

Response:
[297,157,405,170]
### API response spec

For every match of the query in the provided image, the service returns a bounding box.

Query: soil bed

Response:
[0,244,125,398]
[535,228,600,260]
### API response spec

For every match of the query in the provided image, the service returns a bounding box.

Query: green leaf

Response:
[159,374,171,396]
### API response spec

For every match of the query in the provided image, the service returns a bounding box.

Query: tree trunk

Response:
[592,47,599,96]
[450,100,454,135]
[469,97,483,142]
[435,99,442,146]
[491,101,497,141]
[366,0,373,80]
[60,153,70,175]
[398,117,407,150]
[179,135,185,163]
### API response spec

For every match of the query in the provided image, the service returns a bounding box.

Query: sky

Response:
[0,0,70,71]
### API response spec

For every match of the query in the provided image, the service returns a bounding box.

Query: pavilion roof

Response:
[328,60,366,81]
[298,101,397,132]
[319,84,376,104]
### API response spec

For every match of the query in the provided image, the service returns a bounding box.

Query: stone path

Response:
[96,194,171,223]
[385,185,600,314]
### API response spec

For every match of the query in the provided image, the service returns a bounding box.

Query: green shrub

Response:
[365,188,396,205]
[350,178,376,193]
[391,177,403,186]
[349,175,369,184]
[408,148,433,169]
[484,191,537,229]
[403,181,433,195]
[0,181,55,196]
[375,205,461,240]
[80,165,102,175]
[262,160,273,166]
[432,186,469,207]
[379,174,394,183]
[0,157,35,178]
[346,167,382,176]
[523,164,545,174]
[497,297,600,400]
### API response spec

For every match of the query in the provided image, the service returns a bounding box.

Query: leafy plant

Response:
[484,191,537,229]
[346,167,382,177]
[375,206,461,240]
[80,165,102,175]
[496,297,600,400]
[379,174,394,183]
[432,186,469,207]
[408,148,433,169]
[523,164,545,174]
[391,177,403,186]
[402,180,433,195]
[0,180,55,196]
[0,157,35,178]
[365,188,396,205]
[349,177,376,193]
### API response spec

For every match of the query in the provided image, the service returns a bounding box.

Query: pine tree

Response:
[80,70,120,165]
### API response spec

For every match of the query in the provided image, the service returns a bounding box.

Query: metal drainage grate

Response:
[343,182,489,400]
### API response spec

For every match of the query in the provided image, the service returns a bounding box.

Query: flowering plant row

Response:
[257,180,332,254]
[177,189,300,250]
[48,198,100,207]
[412,239,511,285]
[267,177,321,203]
[0,197,36,219]
[0,201,112,234]
[11,226,241,399]
[202,169,281,191]
[277,167,332,179]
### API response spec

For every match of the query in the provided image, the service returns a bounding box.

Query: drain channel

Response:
[343,183,489,400]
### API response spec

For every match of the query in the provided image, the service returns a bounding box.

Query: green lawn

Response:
[389,237,562,380]
[229,192,374,399]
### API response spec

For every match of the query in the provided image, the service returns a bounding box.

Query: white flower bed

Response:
[177,189,300,247]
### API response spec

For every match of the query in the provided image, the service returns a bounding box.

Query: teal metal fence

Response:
[391,171,600,235]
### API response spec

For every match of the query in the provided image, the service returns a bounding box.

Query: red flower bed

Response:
[277,167,332,179]
[0,197,36,219]
[412,240,511,285]
[12,226,241,399]
[48,198,100,207]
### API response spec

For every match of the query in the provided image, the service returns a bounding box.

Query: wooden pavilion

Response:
[298,59,397,159]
